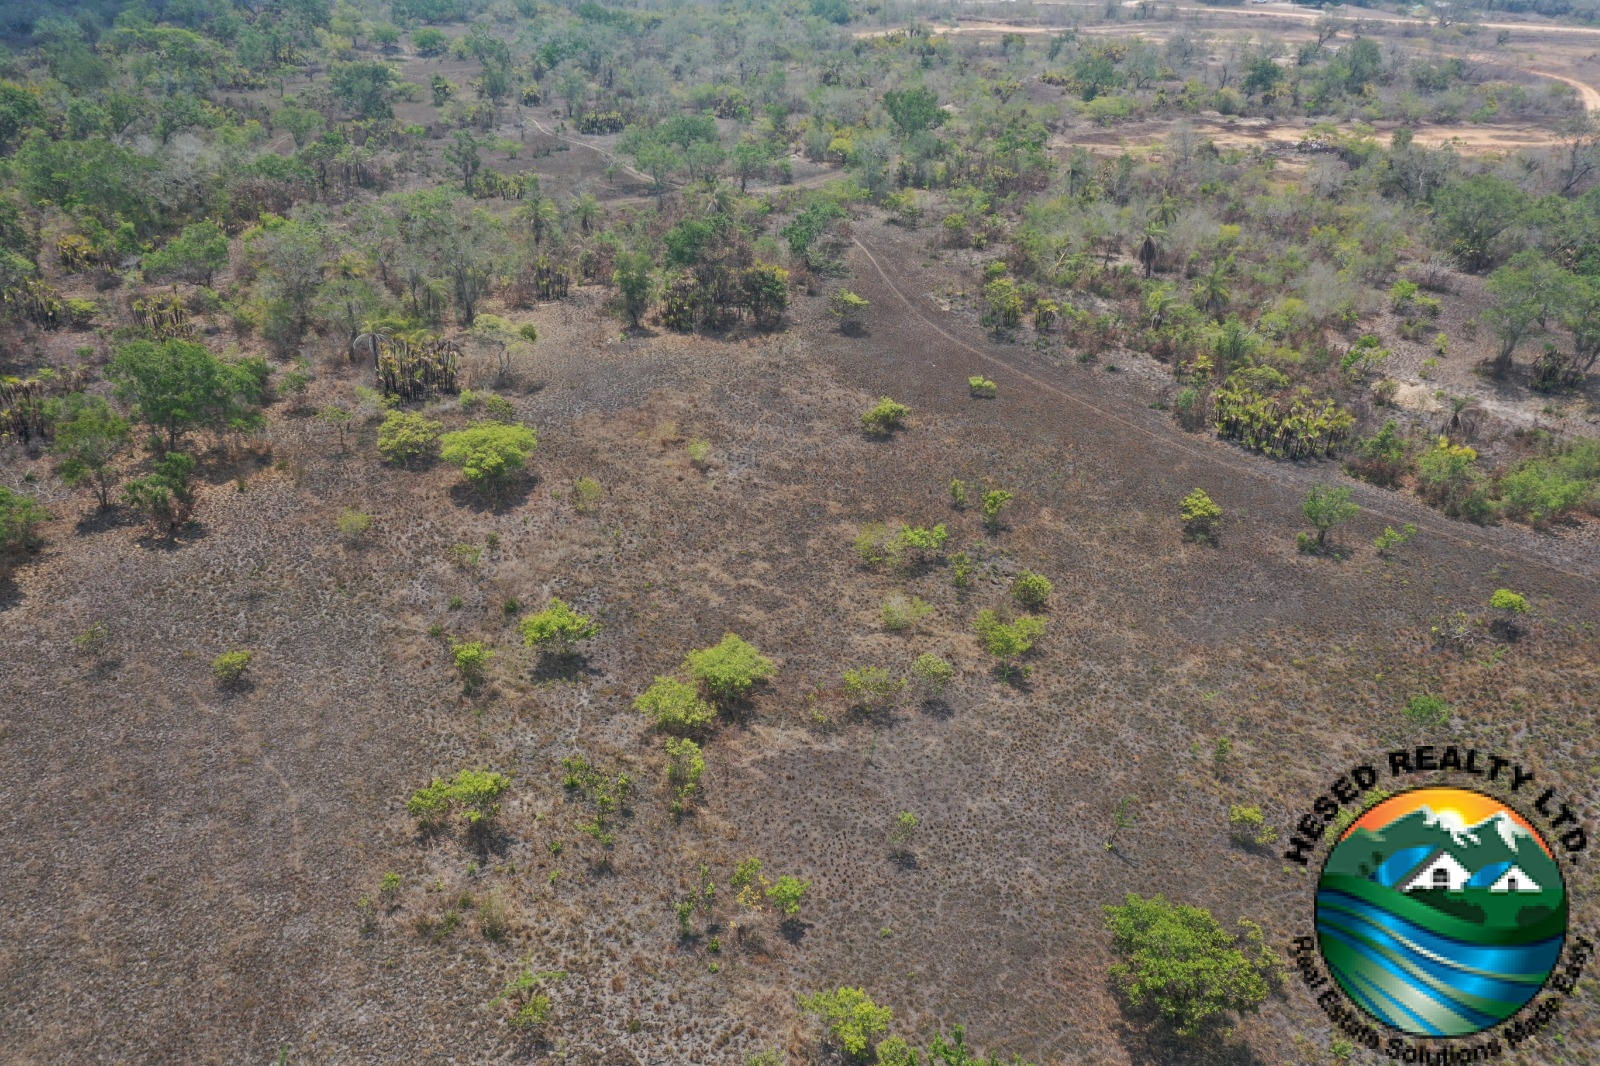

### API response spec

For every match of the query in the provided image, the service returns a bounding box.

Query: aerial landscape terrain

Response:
[2,0,1600,1062]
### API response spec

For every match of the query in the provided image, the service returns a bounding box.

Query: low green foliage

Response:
[1374,522,1417,557]
[888,810,918,847]
[981,489,1013,532]
[968,375,997,398]
[1104,893,1275,1038]
[1490,588,1528,614]
[560,753,632,846]
[1346,420,1413,488]
[973,609,1045,674]
[0,485,49,562]
[451,641,493,686]
[519,598,601,656]
[829,288,869,329]
[491,966,563,1030]
[1402,694,1450,729]
[949,478,967,508]
[211,649,252,683]
[376,411,442,466]
[843,666,905,713]
[798,987,893,1059]
[1417,438,1492,523]
[951,551,972,588]
[408,768,511,829]
[683,633,775,702]
[439,422,538,489]
[665,736,705,816]
[1498,439,1600,527]
[123,451,197,538]
[1010,571,1053,609]
[1227,805,1276,846]
[686,438,711,464]
[336,508,372,544]
[767,874,810,918]
[572,476,603,512]
[909,653,956,697]
[634,676,717,734]
[861,397,909,436]
[1179,488,1221,541]
[881,594,932,631]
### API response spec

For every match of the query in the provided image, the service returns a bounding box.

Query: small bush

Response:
[767,875,810,918]
[981,489,1013,532]
[407,768,511,829]
[973,610,1045,676]
[881,594,932,631]
[1299,484,1359,550]
[337,508,373,544]
[1374,523,1416,557]
[829,289,869,330]
[1228,805,1276,846]
[665,736,705,816]
[572,476,603,512]
[861,397,909,436]
[949,478,967,508]
[0,487,49,563]
[909,653,956,697]
[1402,694,1450,729]
[1417,438,1493,523]
[968,375,997,398]
[951,551,972,588]
[843,666,905,713]
[1011,571,1053,609]
[451,641,493,686]
[634,676,717,734]
[519,598,601,656]
[1346,421,1413,488]
[686,438,711,464]
[440,422,538,489]
[1179,488,1222,541]
[212,649,253,683]
[684,634,775,702]
[1489,588,1529,638]
[377,411,442,466]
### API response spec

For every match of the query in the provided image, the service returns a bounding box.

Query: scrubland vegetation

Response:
[2,0,1600,1062]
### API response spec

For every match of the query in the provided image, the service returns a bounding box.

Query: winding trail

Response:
[848,232,1600,587]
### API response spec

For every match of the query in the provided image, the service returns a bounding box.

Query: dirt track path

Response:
[846,229,1600,589]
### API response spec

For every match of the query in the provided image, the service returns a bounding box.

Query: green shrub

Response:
[1373,523,1416,557]
[376,411,442,466]
[909,653,956,697]
[951,551,972,587]
[1402,693,1450,729]
[888,810,918,848]
[407,768,511,829]
[1498,439,1600,527]
[767,874,810,918]
[519,598,602,656]
[686,438,711,464]
[439,422,538,489]
[968,375,997,398]
[1011,571,1053,609]
[973,609,1045,677]
[1179,488,1222,541]
[570,476,603,512]
[123,451,197,538]
[50,393,131,510]
[211,649,253,683]
[634,676,717,734]
[0,485,50,563]
[1346,420,1413,488]
[881,594,932,631]
[949,478,967,508]
[1417,438,1493,523]
[451,640,493,686]
[336,508,372,544]
[797,987,893,1059]
[829,288,869,329]
[981,489,1013,532]
[843,666,905,712]
[1103,893,1275,1038]
[684,634,775,702]
[665,736,705,815]
[1227,805,1275,846]
[861,397,909,436]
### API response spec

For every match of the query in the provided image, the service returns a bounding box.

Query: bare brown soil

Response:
[3,213,1600,1064]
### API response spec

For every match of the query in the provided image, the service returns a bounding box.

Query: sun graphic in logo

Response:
[1316,786,1568,1038]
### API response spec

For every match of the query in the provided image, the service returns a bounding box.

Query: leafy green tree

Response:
[982,277,1023,333]
[798,987,893,1059]
[108,340,266,450]
[50,394,131,509]
[1179,488,1222,541]
[0,486,48,567]
[1432,175,1529,273]
[451,641,493,687]
[122,451,198,538]
[883,87,944,137]
[412,27,447,55]
[0,81,47,151]
[1489,588,1529,638]
[612,252,655,327]
[407,768,511,830]
[635,676,717,734]
[1103,893,1275,1038]
[766,875,810,918]
[328,60,401,119]
[683,634,775,702]
[1483,253,1566,376]
[376,411,442,466]
[519,598,602,656]
[973,610,1045,677]
[981,489,1013,532]
[1345,421,1413,488]
[253,218,327,348]
[1299,483,1359,550]
[444,129,483,193]
[1417,438,1493,523]
[212,650,253,684]
[143,221,229,286]
[829,289,869,332]
[909,653,956,698]
[439,422,538,490]
[741,262,789,327]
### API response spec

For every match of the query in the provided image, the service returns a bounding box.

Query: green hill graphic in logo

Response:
[1316,786,1567,1037]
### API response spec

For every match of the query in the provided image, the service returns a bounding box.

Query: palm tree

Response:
[1194,257,1234,317]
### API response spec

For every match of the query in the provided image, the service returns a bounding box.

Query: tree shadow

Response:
[133,522,209,551]
[74,506,138,536]
[778,918,811,945]
[1113,1017,1267,1066]
[889,849,919,871]
[215,677,258,697]
[530,653,603,684]
[448,474,538,515]
[918,697,955,720]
